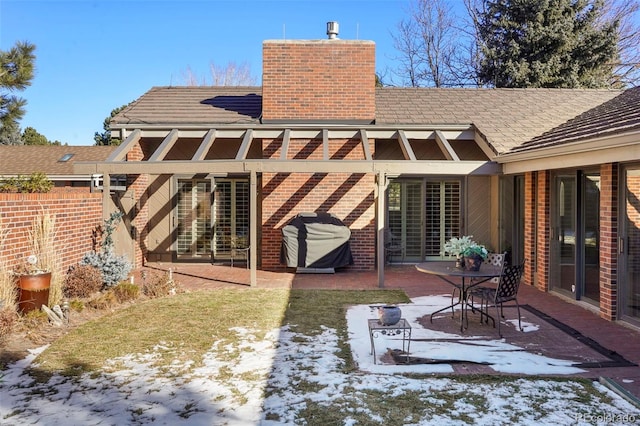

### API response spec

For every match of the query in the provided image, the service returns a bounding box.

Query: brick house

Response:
[74,29,640,326]
[0,145,116,192]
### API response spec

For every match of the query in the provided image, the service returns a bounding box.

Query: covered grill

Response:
[280,212,354,271]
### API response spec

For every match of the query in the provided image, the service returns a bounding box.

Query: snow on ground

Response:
[1,296,639,425]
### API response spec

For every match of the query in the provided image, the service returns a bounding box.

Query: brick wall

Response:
[600,163,618,320]
[0,193,103,275]
[261,137,376,270]
[262,40,376,122]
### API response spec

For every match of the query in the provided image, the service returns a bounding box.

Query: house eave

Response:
[497,129,640,174]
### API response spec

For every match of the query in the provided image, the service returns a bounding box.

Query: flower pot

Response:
[378,305,402,326]
[17,272,51,314]
[464,255,483,271]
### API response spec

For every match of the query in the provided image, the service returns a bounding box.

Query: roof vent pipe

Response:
[326,21,339,39]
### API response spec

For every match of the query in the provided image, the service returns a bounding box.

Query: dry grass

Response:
[33,289,408,375]
[0,212,17,312]
[28,208,63,307]
[15,290,622,424]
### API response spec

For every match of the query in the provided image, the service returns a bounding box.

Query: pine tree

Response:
[0,41,36,145]
[477,0,619,88]
[22,126,50,145]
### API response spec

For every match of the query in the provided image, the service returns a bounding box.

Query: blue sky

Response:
[1,0,413,145]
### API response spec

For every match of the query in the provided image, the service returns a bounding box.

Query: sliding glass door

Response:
[176,179,212,259]
[212,179,250,261]
[387,179,461,262]
[621,166,640,321]
[550,171,600,304]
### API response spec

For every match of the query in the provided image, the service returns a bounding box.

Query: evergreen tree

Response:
[94,104,130,146]
[476,0,619,88]
[22,126,50,145]
[0,41,35,145]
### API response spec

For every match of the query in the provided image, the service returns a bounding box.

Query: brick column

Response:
[523,172,537,286]
[535,171,551,292]
[126,144,148,268]
[600,163,618,320]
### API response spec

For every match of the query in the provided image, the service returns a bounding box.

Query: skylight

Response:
[58,153,74,162]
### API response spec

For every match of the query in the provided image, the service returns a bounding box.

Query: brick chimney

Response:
[262,33,376,123]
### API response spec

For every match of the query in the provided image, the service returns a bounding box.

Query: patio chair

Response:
[384,230,405,264]
[467,262,525,337]
[230,235,250,268]
[451,252,506,314]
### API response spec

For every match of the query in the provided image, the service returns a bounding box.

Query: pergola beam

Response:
[192,129,217,160]
[107,129,141,161]
[322,129,329,160]
[76,159,500,175]
[397,130,417,161]
[435,130,460,161]
[149,129,179,161]
[360,129,372,161]
[236,129,254,160]
[280,129,291,160]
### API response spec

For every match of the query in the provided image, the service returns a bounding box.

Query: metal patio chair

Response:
[384,230,405,264]
[230,235,250,268]
[451,252,506,314]
[468,262,525,337]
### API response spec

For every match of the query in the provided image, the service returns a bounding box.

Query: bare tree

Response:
[599,0,640,86]
[394,0,639,88]
[391,0,480,87]
[181,61,257,86]
[391,0,455,87]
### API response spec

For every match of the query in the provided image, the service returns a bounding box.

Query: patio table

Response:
[415,261,502,332]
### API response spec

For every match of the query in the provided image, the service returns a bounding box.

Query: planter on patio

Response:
[378,305,402,326]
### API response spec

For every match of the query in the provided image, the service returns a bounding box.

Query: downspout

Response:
[250,170,258,286]
[377,171,387,288]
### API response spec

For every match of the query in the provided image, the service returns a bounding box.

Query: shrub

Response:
[87,291,118,310]
[69,299,84,312]
[111,282,140,303]
[81,212,131,289]
[0,172,53,193]
[64,264,103,298]
[0,308,17,345]
[19,309,49,343]
[142,270,181,298]
[81,251,131,289]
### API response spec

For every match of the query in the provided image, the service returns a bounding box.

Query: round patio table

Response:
[415,261,503,332]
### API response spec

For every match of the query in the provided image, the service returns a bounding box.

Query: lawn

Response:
[1,289,638,425]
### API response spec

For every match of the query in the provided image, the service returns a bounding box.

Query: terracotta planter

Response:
[17,272,51,314]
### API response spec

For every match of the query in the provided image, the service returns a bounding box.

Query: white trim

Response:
[499,130,640,174]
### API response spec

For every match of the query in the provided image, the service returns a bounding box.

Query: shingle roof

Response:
[112,86,262,126]
[0,145,116,175]
[112,86,625,154]
[511,86,640,153]
[375,87,622,153]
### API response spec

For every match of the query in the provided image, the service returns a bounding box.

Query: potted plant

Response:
[14,255,51,313]
[442,235,488,270]
[462,244,489,271]
[14,210,59,313]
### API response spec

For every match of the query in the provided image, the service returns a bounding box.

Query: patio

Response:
[140,262,640,402]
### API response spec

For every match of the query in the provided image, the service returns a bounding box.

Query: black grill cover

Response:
[280,212,354,269]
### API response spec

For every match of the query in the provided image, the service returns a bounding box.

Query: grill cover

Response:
[280,212,354,269]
